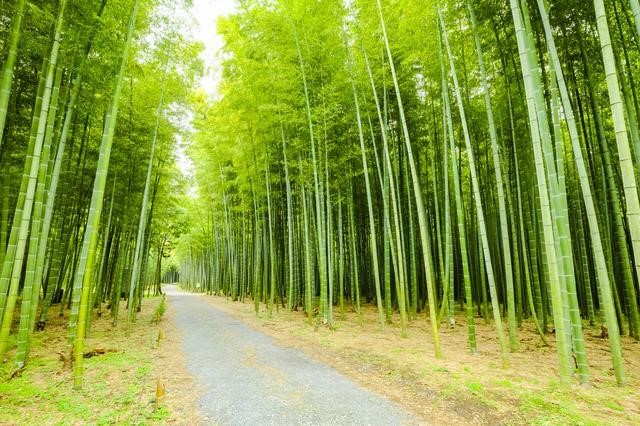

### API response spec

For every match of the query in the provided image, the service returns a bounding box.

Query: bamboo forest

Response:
[1,0,640,424]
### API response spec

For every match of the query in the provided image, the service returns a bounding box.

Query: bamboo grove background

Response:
[1,0,640,391]
[175,0,640,387]
[0,0,199,387]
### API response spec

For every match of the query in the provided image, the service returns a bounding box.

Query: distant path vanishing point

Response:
[165,285,416,425]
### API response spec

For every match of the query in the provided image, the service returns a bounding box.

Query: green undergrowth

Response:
[400,350,637,425]
[518,383,638,425]
[383,348,637,425]
[0,296,169,425]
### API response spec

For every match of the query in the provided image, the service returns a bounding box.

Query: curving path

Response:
[165,285,416,425]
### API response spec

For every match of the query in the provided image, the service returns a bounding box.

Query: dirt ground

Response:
[200,295,640,425]
[155,300,203,423]
[0,296,201,425]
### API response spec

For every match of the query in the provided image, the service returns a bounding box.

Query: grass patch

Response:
[56,397,91,419]
[603,400,624,412]
[522,391,599,425]
[493,379,514,389]
[0,297,171,425]
[465,381,484,394]
[431,365,449,373]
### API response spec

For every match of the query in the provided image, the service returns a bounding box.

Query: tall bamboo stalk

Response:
[440,10,508,364]
[0,0,28,146]
[127,66,168,330]
[72,0,141,389]
[376,0,440,355]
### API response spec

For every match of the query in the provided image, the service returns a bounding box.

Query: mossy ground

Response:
[0,296,197,425]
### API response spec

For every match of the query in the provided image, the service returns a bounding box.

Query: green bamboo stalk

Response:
[351,68,384,330]
[282,126,294,314]
[538,0,616,384]
[468,2,518,351]
[591,0,640,385]
[127,67,167,331]
[437,82,455,329]
[376,0,439,354]
[30,5,109,315]
[0,175,7,266]
[14,66,63,367]
[0,55,47,326]
[72,0,141,389]
[359,54,408,334]
[405,154,418,320]
[337,191,345,319]
[264,153,276,317]
[631,0,640,43]
[324,133,334,325]
[440,10,508,364]
[0,0,27,146]
[510,0,572,383]
[292,24,328,325]
[0,0,68,356]
[251,185,262,315]
[437,27,477,353]
[347,180,362,318]
[91,176,117,329]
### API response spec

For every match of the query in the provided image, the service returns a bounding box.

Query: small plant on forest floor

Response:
[150,406,170,421]
[154,295,166,324]
[155,328,164,348]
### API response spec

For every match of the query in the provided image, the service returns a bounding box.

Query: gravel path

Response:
[165,286,416,425]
